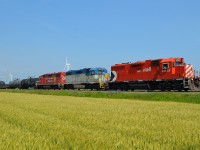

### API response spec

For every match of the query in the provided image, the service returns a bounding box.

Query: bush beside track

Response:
[0,89,200,104]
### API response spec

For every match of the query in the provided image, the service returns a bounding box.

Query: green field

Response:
[0,92,200,149]
[1,89,200,104]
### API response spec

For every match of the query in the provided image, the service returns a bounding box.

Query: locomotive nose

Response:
[185,64,195,78]
[105,73,109,80]
[110,71,117,82]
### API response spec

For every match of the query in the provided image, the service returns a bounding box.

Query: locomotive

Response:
[109,57,200,91]
[36,72,66,89]
[64,68,109,90]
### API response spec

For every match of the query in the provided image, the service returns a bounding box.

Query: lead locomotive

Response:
[109,57,200,91]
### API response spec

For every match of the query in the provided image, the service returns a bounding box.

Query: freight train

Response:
[0,57,200,91]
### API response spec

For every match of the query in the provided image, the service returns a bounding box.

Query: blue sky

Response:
[0,0,200,82]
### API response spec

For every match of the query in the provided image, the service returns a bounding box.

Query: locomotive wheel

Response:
[120,87,124,91]
[113,85,117,91]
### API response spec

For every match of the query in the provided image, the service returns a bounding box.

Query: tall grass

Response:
[1,89,200,104]
[0,92,200,149]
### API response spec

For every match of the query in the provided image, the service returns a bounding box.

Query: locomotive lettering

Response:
[143,67,151,72]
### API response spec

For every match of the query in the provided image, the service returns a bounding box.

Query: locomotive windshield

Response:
[90,68,107,75]
[98,68,107,73]
[175,60,184,66]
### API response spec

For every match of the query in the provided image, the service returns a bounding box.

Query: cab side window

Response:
[175,61,183,66]
[90,71,95,75]
[162,63,169,70]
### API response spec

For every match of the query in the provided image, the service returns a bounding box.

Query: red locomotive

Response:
[36,72,66,89]
[109,57,200,91]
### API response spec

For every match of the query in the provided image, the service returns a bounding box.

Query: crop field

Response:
[0,92,200,149]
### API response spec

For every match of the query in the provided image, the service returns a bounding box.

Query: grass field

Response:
[0,92,200,149]
[1,89,200,104]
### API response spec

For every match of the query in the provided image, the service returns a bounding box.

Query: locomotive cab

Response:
[159,58,185,80]
[89,68,109,89]
[173,58,185,78]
